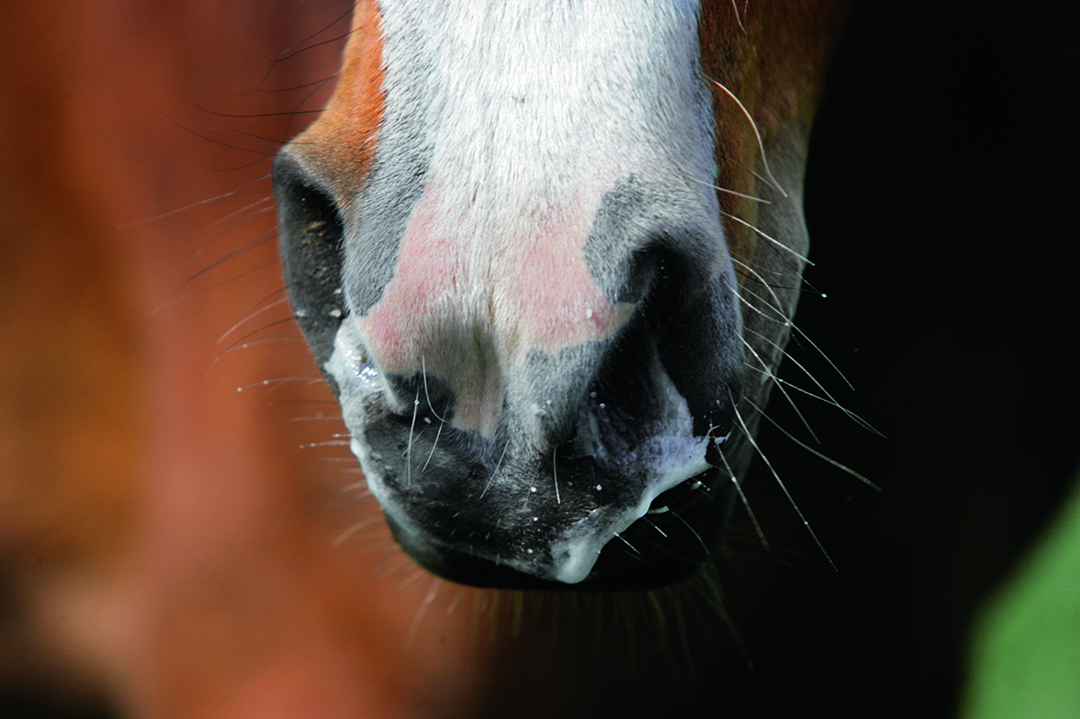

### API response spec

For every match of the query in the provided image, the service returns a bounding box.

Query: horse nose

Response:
[274,141,744,446]
[353,170,741,443]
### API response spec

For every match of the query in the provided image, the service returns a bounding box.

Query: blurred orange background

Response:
[0,3,489,717]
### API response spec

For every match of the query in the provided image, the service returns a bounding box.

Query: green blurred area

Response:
[962,472,1080,719]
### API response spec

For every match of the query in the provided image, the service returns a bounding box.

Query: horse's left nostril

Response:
[272,148,347,372]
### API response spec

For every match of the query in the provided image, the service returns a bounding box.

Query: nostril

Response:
[599,238,742,441]
[649,256,742,438]
[272,149,347,370]
[614,246,661,304]
[383,372,457,423]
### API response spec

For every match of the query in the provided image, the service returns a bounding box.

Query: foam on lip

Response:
[324,318,397,514]
[549,366,712,584]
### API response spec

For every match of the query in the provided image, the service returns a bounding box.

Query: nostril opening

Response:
[615,246,661,304]
[272,150,345,264]
[626,241,699,317]
[600,237,740,441]
[273,150,347,369]
[384,372,456,424]
[617,240,706,312]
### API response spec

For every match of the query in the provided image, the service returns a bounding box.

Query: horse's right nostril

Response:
[272,150,347,373]
[585,177,744,442]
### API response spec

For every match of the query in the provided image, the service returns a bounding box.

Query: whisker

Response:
[156,108,282,162]
[721,210,812,265]
[749,399,881,490]
[731,0,748,33]
[210,319,301,368]
[788,321,858,392]
[709,77,788,197]
[235,375,322,393]
[303,440,351,448]
[118,173,273,229]
[247,5,356,93]
[671,512,710,555]
[333,516,382,546]
[420,416,444,475]
[208,335,306,369]
[481,442,511,499]
[553,445,561,504]
[151,252,283,317]
[741,337,819,442]
[613,531,641,555]
[420,356,450,424]
[217,297,293,343]
[713,438,770,551]
[406,577,444,649]
[732,400,836,570]
[254,74,341,95]
[406,390,420,488]
[342,480,371,495]
[728,262,793,327]
[751,367,880,437]
[745,326,881,435]
[185,210,278,273]
[197,124,297,152]
[687,174,771,204]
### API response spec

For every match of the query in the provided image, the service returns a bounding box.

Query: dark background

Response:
[720,3,1080,717]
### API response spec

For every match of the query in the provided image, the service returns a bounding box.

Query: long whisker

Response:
[709,77,788,198]
[420,416,444,475]
[671,512,710,556]
[721,210,811,265]
[745,326,880,435]
[481,441,511,499]
[746,367,881,437]
[730,0,748,33]
[788,321,858,392]
[741,336,818,442]
[333,516,383,546]
[749,398,880,490]
[732,399,836,570]
[406,577,444,649]
[713,438,770,550]
[117,173,273,228]
[420,355,449,423]
[553,444,561,504]
[687,174,772,204]
[728,258,792,324]
[217,296,292,343]
[406,390,420,488]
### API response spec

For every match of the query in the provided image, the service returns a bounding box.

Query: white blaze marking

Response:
[359,0,715,435]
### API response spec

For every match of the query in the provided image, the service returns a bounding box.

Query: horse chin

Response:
[384,463,737,591]
[338,408,740,588]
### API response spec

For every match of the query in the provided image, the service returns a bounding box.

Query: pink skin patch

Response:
[358,175,634,435]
